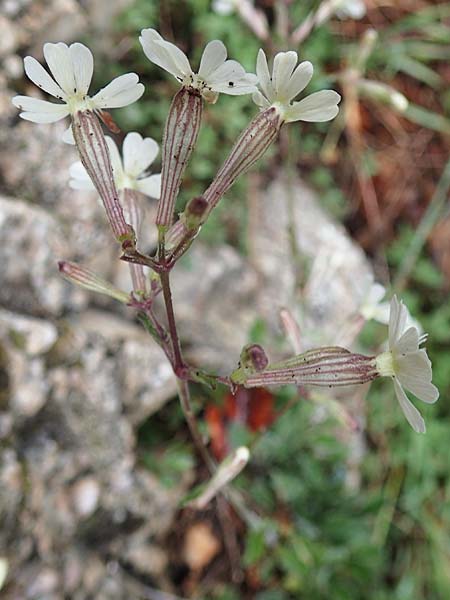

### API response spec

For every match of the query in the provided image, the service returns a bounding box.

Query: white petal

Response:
[139,29,191,80]
[388,295,400,347]
[396,350,438,404]
[285,61,313,102]
[12,95,69,122]
[272,51,298,97]
[123,132,159,177]
[198,40,227,79]
[285,90,341,123]
[207,59,245,83]
[368,282,386,305]
[256,48,272,100]
[207,60,257,95]
[212,81,258,95]
[393,378,426,433]
[212,0,234,15]
[395,326,420,354]
[105,136,125,182]
[62,125,75,145]
[69,42,94,95]
[372,302,391,325]
[252,90,270,108]
[136,174,162,198]
[24,56,67,100]
[92,74,144,109]
[69,161,95,190]
[389,295,408,348]
[43,42,76,96]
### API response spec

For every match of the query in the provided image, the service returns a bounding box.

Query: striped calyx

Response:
[157,88,203,228]
[71,110,135,244]
[231,346,378,388]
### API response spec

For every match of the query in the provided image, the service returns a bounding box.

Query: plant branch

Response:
[160,270,185,373]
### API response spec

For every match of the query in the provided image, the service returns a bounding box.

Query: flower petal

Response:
[373,302,391,325]
[140,29,191,80]
[43,42,76,96]
[272,51,298,97]
[12,95,70,122]
[198,40,227,79]
[92,74,144,109]
[24,56,67,100]
[208,61,257,94]
[396,350,438,403]
[69,42,94,95]
[69,161,95,190]
[252,90,270,108]
[211,81,258,95]
[368,282,386,305]
[136,174,162,198]
[285,90,341,123]
[389,295,408,348]
[123,132,159,177]
[394,378,426,433]
[212,0,234,15]
[285,61,313,102]
[256,48,272,100]
[395,326,420,354]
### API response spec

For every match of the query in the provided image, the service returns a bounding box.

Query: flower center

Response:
[67,94,94,115]
[375,351,396,377]
[118,172,136,191]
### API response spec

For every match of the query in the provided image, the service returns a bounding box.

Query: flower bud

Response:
[240,344,269,372]
[58,261,130,303]
[157,88,203,228]
[357,80,409,113]
[182,195,209,230]
[231,344,269,385]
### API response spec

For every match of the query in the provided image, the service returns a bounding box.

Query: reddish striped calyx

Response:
[231,346,378,388]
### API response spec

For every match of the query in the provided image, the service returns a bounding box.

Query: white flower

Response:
[252,49,341,123]
[12,42,144,142]
[334,0,366,20]
[139,28,257,102]
[376,295,438,433]
[212,0,235,15]
[69,132,161,198]
[359,276,390,325]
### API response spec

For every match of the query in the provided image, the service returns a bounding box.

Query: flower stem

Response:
[159,268,215,472]
[159,270,184,373]
[176,378,216,473]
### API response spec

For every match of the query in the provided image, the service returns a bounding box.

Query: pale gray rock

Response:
[0,196,86,316]
[71,476,101,518]
[0,309,57,356]
[0,310,57,419]
[70,310,177,423]
[248,174,374,350]
[0,15,21,58]
[172,244,259,372]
